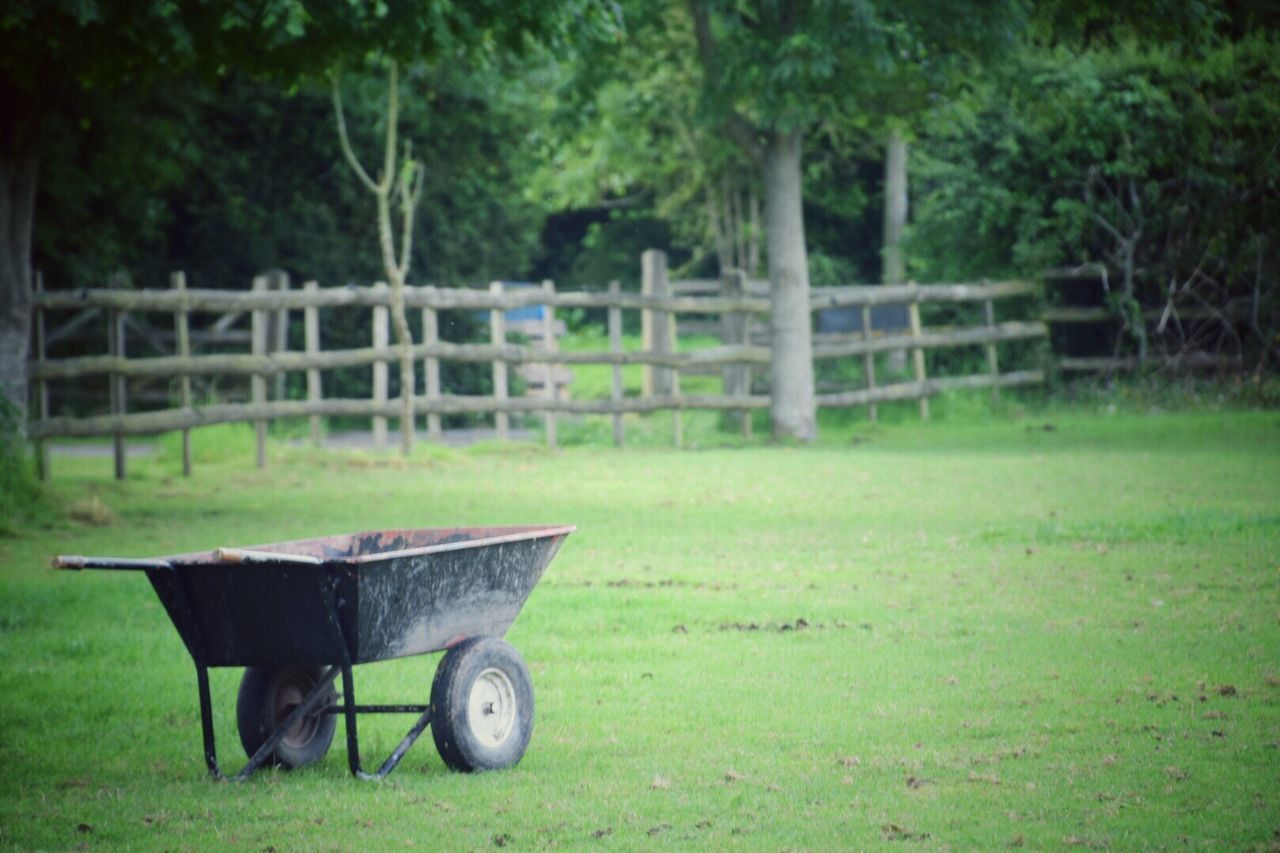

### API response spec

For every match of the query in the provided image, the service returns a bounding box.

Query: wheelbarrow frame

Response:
[55,525,574,782]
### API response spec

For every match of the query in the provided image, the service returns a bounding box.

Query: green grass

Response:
[1,410,1278,848]
[560,329,726,400]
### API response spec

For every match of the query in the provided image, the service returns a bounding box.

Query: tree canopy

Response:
[4,0,1277,422]
[0,0,609,416]
[910,28,1279,368]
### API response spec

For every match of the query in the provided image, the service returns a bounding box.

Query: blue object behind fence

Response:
[499,282,547,324]
[817,304,909,334]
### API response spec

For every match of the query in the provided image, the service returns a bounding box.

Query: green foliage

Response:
[35,60,549,291]
[562,216,676,290]
[530,0,1031,324]
[0,401,54,536]
[1045,372,1280,413]
[154,423,266,469]
[31,83,194,288]
[10,0,619,304]
[527,0,756,280]
[1,0,597,91]
[802,134,879,281]
[533,0,995,290]
[909,29,1280,364]
[693,0,1024,135]
[805,248,862,287]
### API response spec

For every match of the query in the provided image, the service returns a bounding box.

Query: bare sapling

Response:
[332,60,423,454]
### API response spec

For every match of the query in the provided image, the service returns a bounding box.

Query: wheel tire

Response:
[236,665,337,769]
[430,637,534,772]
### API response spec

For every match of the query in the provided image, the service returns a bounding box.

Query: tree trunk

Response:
[0,87,39,424]
[390,286,415,454]
[882,127,908,284]
[762,130,816,441]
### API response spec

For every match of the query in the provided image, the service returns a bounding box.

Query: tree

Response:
[0,0,594,423]
[909,14,1279,371]
[33,64,545,295]
[333,61,424,455]
[684,0,1022,440]
[526,0,762,281]
[881,126,908,284]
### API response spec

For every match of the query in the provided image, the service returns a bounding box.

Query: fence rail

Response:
[30,322,1048,381]
[32,278,1039,315]
[28,251,1048,477]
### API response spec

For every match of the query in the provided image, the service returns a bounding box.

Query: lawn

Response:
[1,408,1277,849]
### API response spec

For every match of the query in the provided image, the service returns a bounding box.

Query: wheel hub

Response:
[275,681,319,749]
[468,667,517,747]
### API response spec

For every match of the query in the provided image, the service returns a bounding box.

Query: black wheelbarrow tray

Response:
[53,524,574,782]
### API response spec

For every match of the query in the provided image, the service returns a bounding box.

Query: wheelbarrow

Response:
[54,524,574,782]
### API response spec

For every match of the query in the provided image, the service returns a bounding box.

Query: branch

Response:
[687,0,764,165]
[688,1,716,74]
[747,187,761,277]
[398,156,424,280]
[407,157,425,210]
[1091,210,1131,251]
[730,177,747,271]
[725,115,765,166]
[1127,177,1143,229]
[383,60,400,199]
[1087,167,1136,233]
[331,73,382,195]
[1156,275,1177,336]
[1248,237,1277,373]
[705,186,730,271]
[369,63,402,287]
[596,191,650,210]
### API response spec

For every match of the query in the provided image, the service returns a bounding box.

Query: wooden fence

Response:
[28,249,1047,477]
[1040,265,1252,374]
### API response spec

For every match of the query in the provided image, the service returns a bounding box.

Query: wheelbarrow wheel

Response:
[236,666,337,769]
[431,637,534,773]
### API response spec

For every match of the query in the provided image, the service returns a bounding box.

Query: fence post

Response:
[421,298,442,440]
[641,249,673,397]
[672,368,683,449]
[983,290,1001,401]
[541,279,558,448]
[907,281,930,420]
[609,281,625,448]
[33,271,49,482]
[670,269,682,447]
[269,271,290,403]
[105,272,129,480]
[251,274,269,467]
[108,307,128,480]
[490,281,509,440]
[721,270,751,436]
[172,271,193,476]
[110,307,127,480]
[372,284,389,449]
[861,304,878,423]
[304,281,322,447]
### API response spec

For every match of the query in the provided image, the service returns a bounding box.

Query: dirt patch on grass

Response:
[718,617,851,632]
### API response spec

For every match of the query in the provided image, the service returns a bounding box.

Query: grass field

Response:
[1,408,1278,849]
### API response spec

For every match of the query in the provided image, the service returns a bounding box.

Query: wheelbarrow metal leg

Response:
[195,663,340,782]
[196,663,219,777]
[337,663,434,781]
[324,569,435,781]
[339,663,366,779]
[374,704,434,778]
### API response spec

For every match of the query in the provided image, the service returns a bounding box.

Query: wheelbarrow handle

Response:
[53,555,173,571]
[215,548,323,565]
